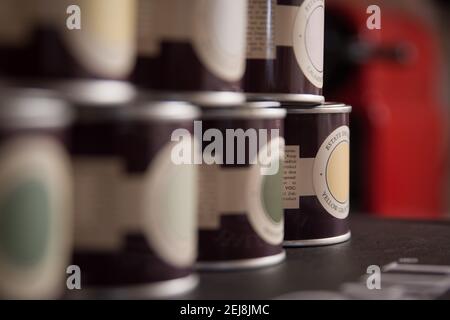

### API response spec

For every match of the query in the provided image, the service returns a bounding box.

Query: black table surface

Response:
[180,215,450,300]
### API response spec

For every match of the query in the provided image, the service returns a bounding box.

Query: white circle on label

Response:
[293,0,324,89]
[193,0,247,82]
[313,126,350,219]
[142,138,197,268]
[0,137,71,299]
[305,5,324,73]
[247,137,285,245]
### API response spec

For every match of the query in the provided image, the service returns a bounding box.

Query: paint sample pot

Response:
[244,0,325,103]
[133,0,247,94]
[197,100,286,270]
[0,87,73,299]
[66,81,200,298]
[283,103,351,246]
[0,0,136,80]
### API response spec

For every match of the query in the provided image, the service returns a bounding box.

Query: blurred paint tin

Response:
[244,0,325,103]
[66,81,200,298]
[0,87,73,299]
[197,100,286,270]
[0,0,136,80]
[133,0,247,93]
[283,103,351,246]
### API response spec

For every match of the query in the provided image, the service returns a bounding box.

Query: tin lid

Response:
[201,101,286,119]
[53,80,136,123]
[0,87,72,129]
[153,91,246,107]
[55,80,137,106]
[285,102,352,114]
[128,100,200,121]
[246,93,325,105]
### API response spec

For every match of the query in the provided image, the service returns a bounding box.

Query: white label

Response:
[198,165,249,229]
[293,0,324,88]
[59,0,137,78]
[247,137,285,245]
[274,5,297,47]
[73,157,124,251]
[138,0,247,82]
[246,0,276,59]
[140,141,198,268]
[282,145,314,209]
[199,137,284,246]
[74,139,198,269]
[137,0,159,57]
[313,126,350,219]
[0,138,71,299]
[193,0,248,81]
[283,126,350,219]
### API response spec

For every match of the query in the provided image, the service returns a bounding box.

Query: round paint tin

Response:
[244,0,325,103]
[0,0,136,80]
[0,87,73,299]
[283,103,351,246]
[197,101,286,270]
[133,0,247,94]
[67,81,200,298]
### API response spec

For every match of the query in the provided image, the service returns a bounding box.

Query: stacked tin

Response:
[62,81,200,298]
[244,0,352,247]
[244,0,325,103]
[195,100,286,270]
[133,0,288,270]
[0,0,351,299]
[0,88,73,299]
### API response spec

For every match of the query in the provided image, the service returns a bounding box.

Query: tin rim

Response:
[283,231,351,247]
[53,80,137,106]
[151,91,246,107]
[51,80,136,123]
[52,80,200,122]
[199,100,280,109]
[0,87,72,128]
[130,100,200,121]
[246,93,325,104]
[196,251,286,271]
[284,102,352,114]
[66,274,199,300]
[201,106,286,119]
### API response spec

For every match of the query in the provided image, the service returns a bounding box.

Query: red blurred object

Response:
[326,2,448,218]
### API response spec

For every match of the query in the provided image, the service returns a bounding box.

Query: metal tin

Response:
[68,82,200,298]
[197,101,286,270]
[0,87,72,299]
[244,0,325,103]
[283,103,351,247]
[133,0,247,93]
[0,0,136,80]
